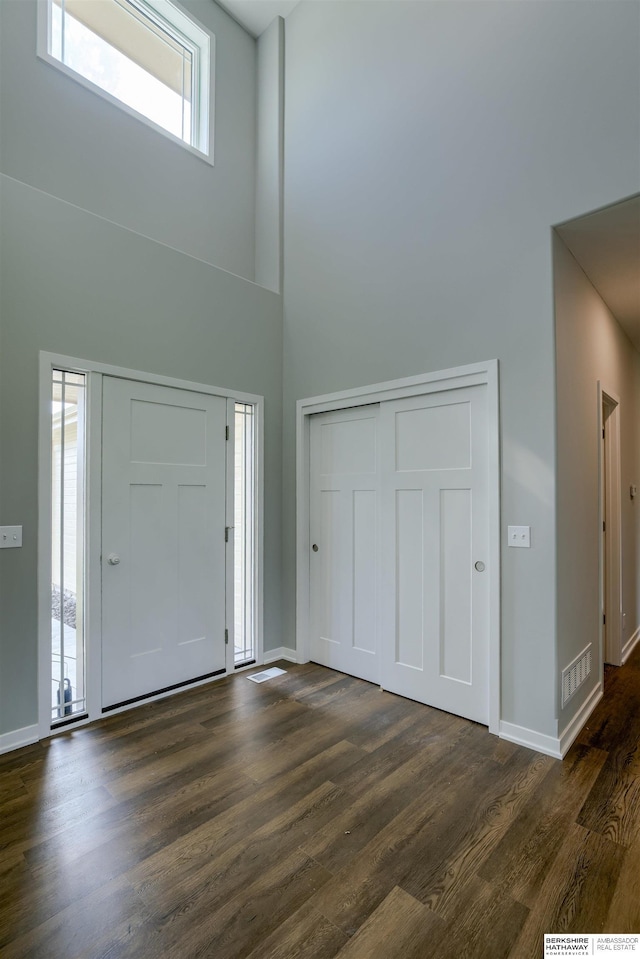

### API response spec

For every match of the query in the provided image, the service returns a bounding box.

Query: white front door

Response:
[379,385,489,724]
[101,377,227,709]
[309,406,380,684]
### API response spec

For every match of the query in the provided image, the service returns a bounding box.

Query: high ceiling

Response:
[216,0,300,37]
[556,196,640,352]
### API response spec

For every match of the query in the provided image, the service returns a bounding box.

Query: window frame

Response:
[233,401,257,668]
[50,368,88,727]
[36,0,214,163]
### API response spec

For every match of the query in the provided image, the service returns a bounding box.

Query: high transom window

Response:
[38,0,211,157]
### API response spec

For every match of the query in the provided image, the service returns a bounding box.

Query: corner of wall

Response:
[254,16,284,294]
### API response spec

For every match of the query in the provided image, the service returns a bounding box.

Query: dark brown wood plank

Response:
[310,729,499,934]
[103,850,333,959]
[0,784,118,859]
[576,733,640,847]
[509,823,626,958]
[244,900,348,959]
[478,742,608,907]
[334,886,444,959]
[129,779,352,915]
[416,875,529,959]
[392,747,552,920]
[1,650,640,959]
[605,827,640,932]
[0,875,151,959]
[301,722,478,874]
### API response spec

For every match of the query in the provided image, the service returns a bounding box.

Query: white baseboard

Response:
[0,724,39,757]
[263,647,298,664]
[558,683,603,757]
[500,679,604,761]
[499,721,562,760]
[622,625,640,664]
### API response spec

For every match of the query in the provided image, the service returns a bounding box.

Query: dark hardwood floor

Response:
[1,649,640,958]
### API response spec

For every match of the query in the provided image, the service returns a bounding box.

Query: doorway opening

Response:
[39,353,264,738]
[600,386,622,667]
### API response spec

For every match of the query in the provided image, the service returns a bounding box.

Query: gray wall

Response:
[0,0,257,280]
[555,234,640,732]
[0,175,283,736]
[282,0,640,738]
[0,0,284,739]
[255,17,284,293]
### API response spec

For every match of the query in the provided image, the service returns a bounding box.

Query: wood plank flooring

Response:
[1,649,640,958]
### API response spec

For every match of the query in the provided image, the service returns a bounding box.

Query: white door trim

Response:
[296,360,501,735]
[38,352,264,740]
[598,382,622,667]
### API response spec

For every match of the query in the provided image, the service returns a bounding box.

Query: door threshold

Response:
[102,668,227,713]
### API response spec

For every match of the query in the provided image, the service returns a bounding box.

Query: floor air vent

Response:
[247,667,287,684]
[561,645,592,707]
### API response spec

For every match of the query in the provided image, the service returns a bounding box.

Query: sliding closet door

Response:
[379,385,490,724]
[309,406,380,684]
[307,382,491,725]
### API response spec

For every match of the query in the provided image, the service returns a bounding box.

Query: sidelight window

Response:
[51,370,87,724]
[234,402,255,666]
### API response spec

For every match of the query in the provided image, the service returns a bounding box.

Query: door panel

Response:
[395,401,471,471]
[380,386,489,724]
[101,377,227,708]
[309,407,380,684]
[440,488,472,682]
[395,488,425,669]
[353,490,377,653]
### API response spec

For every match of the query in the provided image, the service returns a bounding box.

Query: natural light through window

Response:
[51,370,87,725]
[41,0,210,155]
[234,403,255,667]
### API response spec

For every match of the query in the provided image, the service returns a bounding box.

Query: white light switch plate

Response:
[508,525,530,548]
[0,526,23,548]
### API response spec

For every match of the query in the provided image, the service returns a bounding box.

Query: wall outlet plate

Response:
[508,525,530,548]
[0,526,22,548]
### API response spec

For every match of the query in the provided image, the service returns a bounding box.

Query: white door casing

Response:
[101,377,227,709]
[39,352,264,741]
[309,406,380,684]
[599,385,622,667]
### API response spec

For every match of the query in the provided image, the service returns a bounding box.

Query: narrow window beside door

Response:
[51,370,87,724]
[234,402,255,666]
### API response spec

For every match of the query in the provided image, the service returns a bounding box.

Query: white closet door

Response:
[101,377,227,709]
[379,385,490,724]
[309,406,380,684]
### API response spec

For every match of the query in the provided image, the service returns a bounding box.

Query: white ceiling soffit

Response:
[556,196,640,352]
[215,0,301,37]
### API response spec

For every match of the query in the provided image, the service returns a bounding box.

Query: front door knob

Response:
[312,544,319,552]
